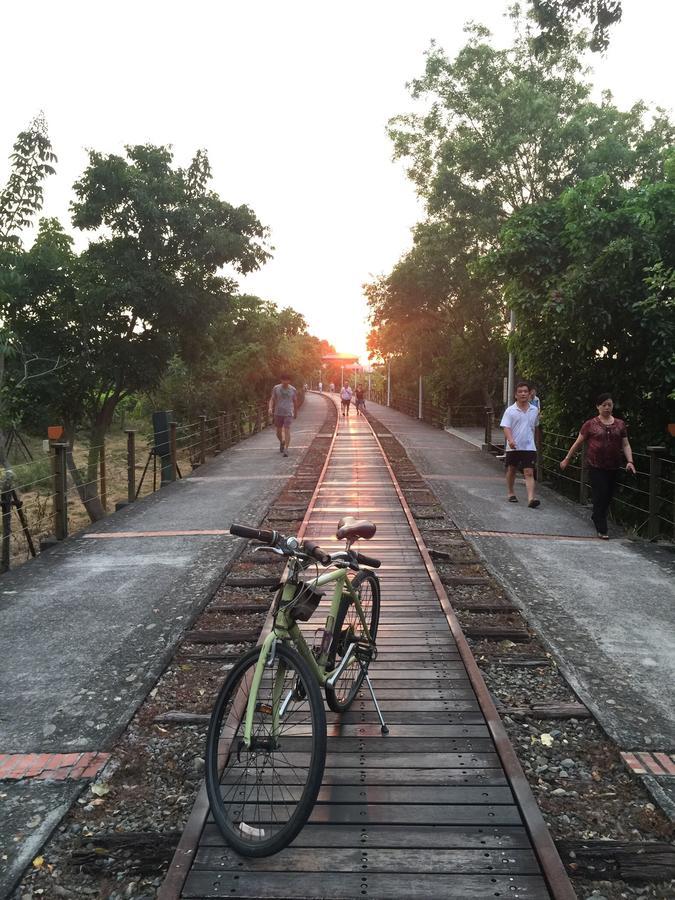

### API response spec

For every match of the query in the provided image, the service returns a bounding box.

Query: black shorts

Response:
[504,450,537,472]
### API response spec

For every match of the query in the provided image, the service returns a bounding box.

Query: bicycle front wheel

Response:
[205,642,327,857]
[326,569,381,713]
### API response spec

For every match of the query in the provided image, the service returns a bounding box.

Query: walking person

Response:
[318,381,323,393]
[560,393,636,539]
[354,383,366,415]
[340,384,352,416]
[269,374,298,457]
[528,383,541,411]
[500,381,541,508]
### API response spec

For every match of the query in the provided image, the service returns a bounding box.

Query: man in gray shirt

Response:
[269,374,298,457]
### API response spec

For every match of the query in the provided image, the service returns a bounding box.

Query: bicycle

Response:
[205,517,388,857]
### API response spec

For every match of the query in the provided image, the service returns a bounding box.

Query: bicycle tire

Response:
[325,569,381,713]
[205,642,327,857]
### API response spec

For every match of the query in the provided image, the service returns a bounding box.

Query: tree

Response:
[5,144,271,520]
[491,158,675,442]
[147,296,325,422]
[0,116,59,474]
[529,0,622,53]
[368,15,673,408]
[0,114,56,251]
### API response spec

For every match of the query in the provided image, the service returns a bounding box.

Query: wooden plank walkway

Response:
[162,403,574,899]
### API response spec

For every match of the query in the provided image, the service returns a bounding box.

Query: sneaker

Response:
[597,531,609,540]
[283,449,288,457]
[507,495,518,503]
[528,499,541,508]
[279,440,284,453]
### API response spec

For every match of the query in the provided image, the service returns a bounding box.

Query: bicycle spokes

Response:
[206,644,326,856]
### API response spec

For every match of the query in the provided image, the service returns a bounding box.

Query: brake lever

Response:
[253,546,285,556]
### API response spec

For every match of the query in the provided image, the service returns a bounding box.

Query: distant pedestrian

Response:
[340,384,352,416]
[560,393,636,539]
[500,381,541,508]
[269,374,298,457]
[354,384,366,415]
[528,384,541,411]
[318,381,323,393]
[329,382,335,393]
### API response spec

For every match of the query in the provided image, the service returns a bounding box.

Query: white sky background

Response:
[2,0,674,364]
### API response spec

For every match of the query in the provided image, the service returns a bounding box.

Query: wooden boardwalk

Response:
[161,403,574,899]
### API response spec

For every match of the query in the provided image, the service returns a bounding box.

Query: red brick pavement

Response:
[0,751,110,781]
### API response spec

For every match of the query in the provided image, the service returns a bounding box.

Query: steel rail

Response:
[161,393,575,899]
[158,393,340,900]
[363,413,576,900]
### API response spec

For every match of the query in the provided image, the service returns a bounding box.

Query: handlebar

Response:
[230,524,279,543]
[354,551,381,569]
[303,540,332,566]
[230,523,380,569]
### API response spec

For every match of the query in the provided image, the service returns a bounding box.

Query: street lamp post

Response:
[386,360,391,407]
[506,308,516,403]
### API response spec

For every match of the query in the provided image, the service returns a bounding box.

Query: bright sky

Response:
[2,1,673,363]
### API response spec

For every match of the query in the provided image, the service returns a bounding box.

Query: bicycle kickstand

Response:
[358,657,389,735]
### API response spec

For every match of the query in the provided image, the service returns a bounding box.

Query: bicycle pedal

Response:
[354,639,376,664]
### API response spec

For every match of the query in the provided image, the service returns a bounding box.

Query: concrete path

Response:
[367,401,675,754]
[0,393,330,896]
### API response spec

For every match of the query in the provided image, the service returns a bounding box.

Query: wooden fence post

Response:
[1,490,12,573]
[99,439,107,512]
[647,447,665,540]
[199,415,207,465]
[579,443,589,505]
[218,414,225,451]
[51,443,68,540]
[170,422,177,482]
[126,430,136,502]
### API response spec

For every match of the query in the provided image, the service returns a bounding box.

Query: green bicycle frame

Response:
[242,564,372,747]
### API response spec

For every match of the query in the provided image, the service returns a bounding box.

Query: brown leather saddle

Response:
[336,516,376,542]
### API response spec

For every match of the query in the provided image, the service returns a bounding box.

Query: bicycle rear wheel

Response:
[326,569,381,713]
[205,642,326,857]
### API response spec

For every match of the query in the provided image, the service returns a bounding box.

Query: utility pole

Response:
[386,361,391,407]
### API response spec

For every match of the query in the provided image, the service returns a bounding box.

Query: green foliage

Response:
[0,114,57,250]
[492,162,675,442]
[147,297,325,421]
[368,13,674,428]
[529,0,622,53]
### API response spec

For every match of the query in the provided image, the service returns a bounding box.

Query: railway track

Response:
[160,396,575,900]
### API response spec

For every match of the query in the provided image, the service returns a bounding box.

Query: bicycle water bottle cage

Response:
[336,517,376,541]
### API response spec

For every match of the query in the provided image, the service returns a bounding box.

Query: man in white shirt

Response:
[340,384,353,417]
[500,381,541,508]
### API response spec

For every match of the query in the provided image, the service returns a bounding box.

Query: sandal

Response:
[508,495,518,503]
